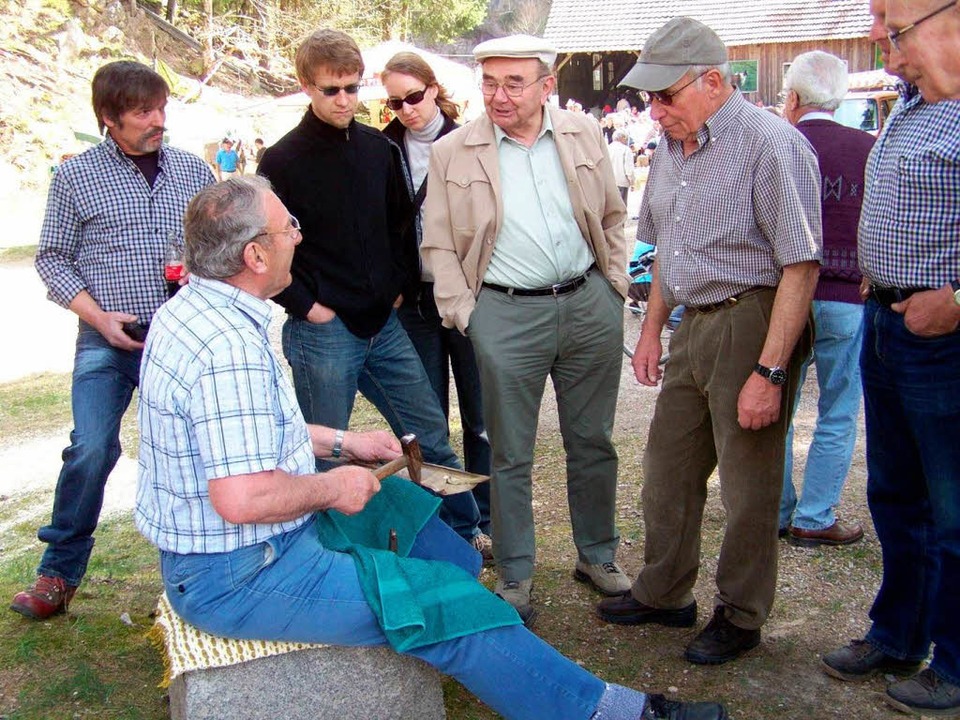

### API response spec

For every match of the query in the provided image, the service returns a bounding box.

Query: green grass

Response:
[0,375,892,720]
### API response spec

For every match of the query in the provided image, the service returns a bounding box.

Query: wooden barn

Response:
[543,0,879,108]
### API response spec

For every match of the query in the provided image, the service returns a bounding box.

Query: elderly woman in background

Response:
[381,52,493,561]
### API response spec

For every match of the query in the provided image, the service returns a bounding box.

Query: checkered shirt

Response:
[636,91,822,307]
[858,94,960,288]
[35,134,214,322]
[135,277,314,554]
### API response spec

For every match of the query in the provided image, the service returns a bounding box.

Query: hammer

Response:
[372,434,422,484]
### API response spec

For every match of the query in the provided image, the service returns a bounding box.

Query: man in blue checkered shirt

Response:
[9,61,214,622]
[821,1,960,715]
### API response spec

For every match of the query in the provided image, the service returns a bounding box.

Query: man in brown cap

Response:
[422,34,630,626]
[597,17,822,665]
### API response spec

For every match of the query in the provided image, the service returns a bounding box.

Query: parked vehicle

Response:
[834,88,899,136]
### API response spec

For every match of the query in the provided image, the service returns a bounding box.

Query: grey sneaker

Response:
[821,638,923,682]
[574,561,631,596]
[494,577,536,627]
[885,668,960,716]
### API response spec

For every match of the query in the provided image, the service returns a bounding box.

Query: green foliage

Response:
[410,0,487,44]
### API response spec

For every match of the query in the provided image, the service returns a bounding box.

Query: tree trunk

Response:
[165,0,177,24]
[202,0,214,71]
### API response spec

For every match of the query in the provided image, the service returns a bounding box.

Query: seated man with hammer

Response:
[135,177,728,720]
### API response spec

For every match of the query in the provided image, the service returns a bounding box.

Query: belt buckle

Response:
[551,282,562,297]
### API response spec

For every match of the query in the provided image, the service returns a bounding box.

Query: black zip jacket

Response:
[258,109,416,338]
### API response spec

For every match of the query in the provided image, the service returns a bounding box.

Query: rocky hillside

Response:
[0,0,282,245]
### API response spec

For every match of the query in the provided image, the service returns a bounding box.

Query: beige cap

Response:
[620,17,728,91]
[473,34,558,67]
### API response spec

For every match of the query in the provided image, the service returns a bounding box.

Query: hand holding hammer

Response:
[371,433,423,484]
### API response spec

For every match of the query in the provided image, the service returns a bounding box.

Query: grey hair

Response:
[613,128,629,143]
[689,62,732,84]
[783,51,848,111]
[183,176,272,280]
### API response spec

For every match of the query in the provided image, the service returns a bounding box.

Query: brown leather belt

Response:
[482,269,591,297]
[689,287,769,314]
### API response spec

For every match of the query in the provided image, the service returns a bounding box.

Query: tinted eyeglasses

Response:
[480,76,548,98]
[314,83,360,97]
[641,71,709,106]
[386,88,428,111]
[887,0,957,50]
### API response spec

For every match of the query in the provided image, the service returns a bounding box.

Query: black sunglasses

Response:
[314,83,360,97]
[385,88,428,111]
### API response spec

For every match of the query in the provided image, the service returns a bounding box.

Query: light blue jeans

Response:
[37,322,142,586]
[781,300,864,531]
[160,515,642,720]
[281,311,481,541]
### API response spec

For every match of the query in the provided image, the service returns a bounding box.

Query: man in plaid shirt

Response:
[821,0,960,714]
[10,61,213,621]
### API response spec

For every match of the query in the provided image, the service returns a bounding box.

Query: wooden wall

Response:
[558,38,878,110]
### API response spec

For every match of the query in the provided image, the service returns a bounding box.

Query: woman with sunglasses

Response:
[381,52,494,561]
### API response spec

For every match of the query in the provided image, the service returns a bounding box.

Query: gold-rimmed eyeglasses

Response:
[887,0,957,49]
[256,215,301,241]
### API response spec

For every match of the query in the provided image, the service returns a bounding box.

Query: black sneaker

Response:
[684,606,760,665]
[885,668,960,716]
[821,639,923,682]
[641,693,729,720]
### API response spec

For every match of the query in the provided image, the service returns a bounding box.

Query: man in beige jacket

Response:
[421,34,629,626]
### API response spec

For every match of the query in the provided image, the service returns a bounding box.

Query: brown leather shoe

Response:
[789,521,864,548]
[10,575,77,620]
[596,593,697,627]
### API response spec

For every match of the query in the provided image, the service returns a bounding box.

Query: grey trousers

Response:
[633,288,812,630]
[468,270,624,581]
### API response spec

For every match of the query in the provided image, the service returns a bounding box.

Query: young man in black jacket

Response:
[257,28,482,544]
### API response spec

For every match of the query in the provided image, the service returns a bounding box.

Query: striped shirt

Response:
[136,277,314,554]
[636,91,822,307]
[858,93,960,288]
[35,134,214,323]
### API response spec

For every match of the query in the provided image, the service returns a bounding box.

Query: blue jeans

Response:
[781,300,864,530]
[399,285,491,534]
[861,300,960,685]
[281,311,480,541]
[161,516,617,720]
[37,322,142,586]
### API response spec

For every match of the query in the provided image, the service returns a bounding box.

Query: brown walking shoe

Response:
[10,575,77,620]
[789,521,864,548]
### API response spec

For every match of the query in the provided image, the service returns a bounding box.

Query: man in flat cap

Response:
[422,33,630,625]
[597,17,822,665]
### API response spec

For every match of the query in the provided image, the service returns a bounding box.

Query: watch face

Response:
[770,368,788,386]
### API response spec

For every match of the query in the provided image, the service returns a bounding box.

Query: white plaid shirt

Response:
[136,277,314,554]
[35,134,214,322]
[858,93,960,288]
[636,91,822,307]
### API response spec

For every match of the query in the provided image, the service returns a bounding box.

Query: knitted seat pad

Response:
[150,593,327,686]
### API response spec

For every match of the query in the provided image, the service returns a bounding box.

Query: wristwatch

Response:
[754,363,787,386]
[332,429,345,458]
[951,279,960,307]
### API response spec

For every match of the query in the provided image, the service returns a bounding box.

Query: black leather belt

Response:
[482,269,591,297]
[689,287,769,314]
[870,284,928,307]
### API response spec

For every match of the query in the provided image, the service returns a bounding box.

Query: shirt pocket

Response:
[445,173,491,249]
[895,149,959,228]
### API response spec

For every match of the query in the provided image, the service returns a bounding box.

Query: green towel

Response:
[314,476,521,652]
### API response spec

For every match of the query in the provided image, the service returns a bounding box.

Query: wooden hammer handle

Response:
[372,456,408,480]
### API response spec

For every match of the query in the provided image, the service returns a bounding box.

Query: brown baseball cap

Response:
[620,17,728,91]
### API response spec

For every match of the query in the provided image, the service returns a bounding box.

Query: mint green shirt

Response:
[484,109,594,289]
